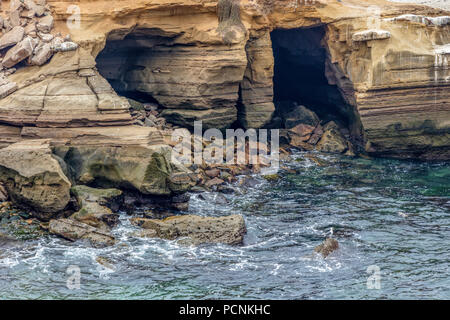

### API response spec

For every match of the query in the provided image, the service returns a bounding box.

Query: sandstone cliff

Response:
[0,0,448,161]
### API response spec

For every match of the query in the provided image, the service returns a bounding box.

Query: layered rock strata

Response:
[0,0,447,165]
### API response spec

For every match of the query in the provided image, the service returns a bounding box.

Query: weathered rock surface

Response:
[0,26,24,50]
[48,218,116,247]
[0,0,447,161]
[20,126,197,195]
[0,140,71,219]
[316,122,349,154]
[315,238,339,258]
[131,214,247,245]
[70,185,122,229]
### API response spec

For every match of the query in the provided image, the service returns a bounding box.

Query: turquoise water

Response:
[1,152,449,299]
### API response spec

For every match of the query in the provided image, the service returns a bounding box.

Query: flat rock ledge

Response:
[48,218,116,247]
[131,214,247,246]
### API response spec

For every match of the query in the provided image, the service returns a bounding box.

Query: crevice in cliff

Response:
[270,26,364,150]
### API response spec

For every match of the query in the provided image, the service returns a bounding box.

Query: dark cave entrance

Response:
[270,26,362,145]
[96,29,177,106]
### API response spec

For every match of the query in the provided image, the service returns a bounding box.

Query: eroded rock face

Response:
[70,185,122,229]
[0,140,71,219]
[131,214,247,245]
[0,0,447,161]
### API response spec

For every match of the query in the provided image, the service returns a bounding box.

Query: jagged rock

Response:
[131,214,247,245]
[0,0,447,161]
[315,238,339,258]
[36,15,53,33]
[2,36,35,68]
[0,26,24,50]
[29,41,53,66]
[316,122,349,154]
[49,218,116,247]
[70,186,122,229]
[0,140,71,219]
[308,125,324,145]
[289,124,315,142]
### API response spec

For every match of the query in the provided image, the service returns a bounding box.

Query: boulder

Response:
[0,140,71,220]
[315,238,339,258]
[283,105,320,129]
[0,26,25,50]
[29,42,53,66]
[288,123,316,147]
[2,36,35,68]
[131,214,247,245]
[52,41,78,52]
[36,15,53,33]
[308,125,324,145]
[48,218,116,247]
[315,122,349,154]
[70,185,122,229]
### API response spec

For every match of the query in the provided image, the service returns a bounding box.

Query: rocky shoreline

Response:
[0,0,448,252]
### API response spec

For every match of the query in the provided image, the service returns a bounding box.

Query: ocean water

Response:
[0,152,449,299]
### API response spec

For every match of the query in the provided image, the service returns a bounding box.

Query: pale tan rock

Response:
[29,42,53,66]
[0,140,71,219]
[0,26,25,50]
[2,36,35,68]
[0,82,18,99]
[36,15,53,33]
[131,214,247,245]
[49,218,116,247]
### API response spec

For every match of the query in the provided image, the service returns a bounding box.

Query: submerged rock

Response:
[0,140,71,220]
[314,238,339,258]
[131,214,246,245]
[70,186,122,229]
[48,218,116,247]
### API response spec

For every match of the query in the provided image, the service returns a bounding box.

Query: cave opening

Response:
[270,26,362,147]
[96,29,178,106]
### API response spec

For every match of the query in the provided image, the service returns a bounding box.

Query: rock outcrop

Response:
[131,214,247,245]
[48,218,116,247]
[0,0,447,165]
[0,140,71,220]
[70,185,122,229]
